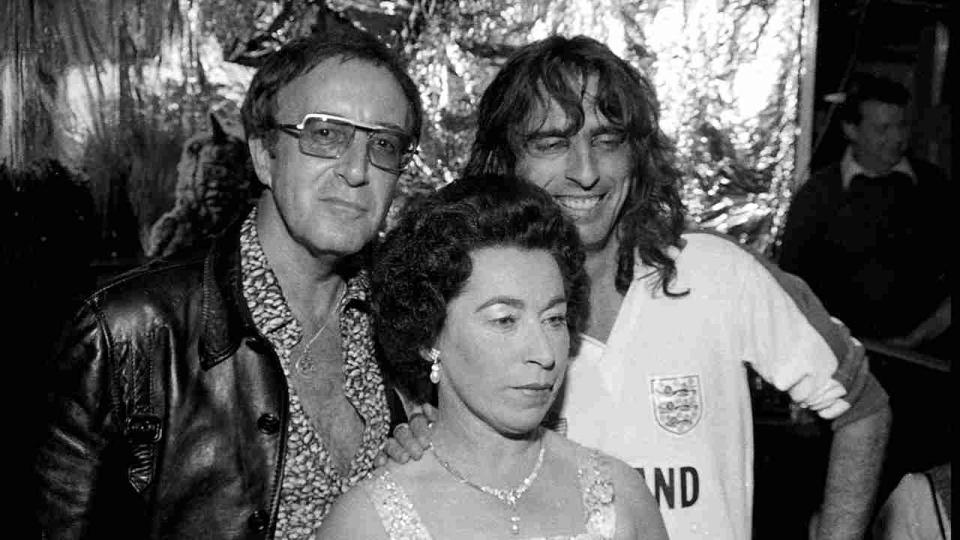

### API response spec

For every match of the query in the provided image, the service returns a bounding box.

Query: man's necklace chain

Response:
[294,282,347,375]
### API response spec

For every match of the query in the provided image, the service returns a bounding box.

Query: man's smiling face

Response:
[514,75,633,252]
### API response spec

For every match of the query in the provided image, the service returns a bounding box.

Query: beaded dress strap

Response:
[577,450,616,539]
[367,469,433,540]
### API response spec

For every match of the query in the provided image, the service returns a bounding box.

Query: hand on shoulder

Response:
[378,403,437,466]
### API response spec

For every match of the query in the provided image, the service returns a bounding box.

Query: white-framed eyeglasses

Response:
[275,113,417,173]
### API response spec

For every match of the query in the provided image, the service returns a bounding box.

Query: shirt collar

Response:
[239,208,371,340]
[840,146,916,190]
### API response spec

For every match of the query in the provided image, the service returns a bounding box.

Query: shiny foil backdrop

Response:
[2,0,810,260]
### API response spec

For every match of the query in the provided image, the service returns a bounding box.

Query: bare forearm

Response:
[816,405,891,540]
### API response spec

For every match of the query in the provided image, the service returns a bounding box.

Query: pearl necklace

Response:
[294,283,347,375]
[430,434,546,535]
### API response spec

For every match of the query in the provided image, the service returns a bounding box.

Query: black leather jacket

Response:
[35,225,400,539]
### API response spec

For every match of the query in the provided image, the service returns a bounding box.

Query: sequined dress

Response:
[365,445,617,540]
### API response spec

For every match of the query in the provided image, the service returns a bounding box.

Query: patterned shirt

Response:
[239,209,390,539]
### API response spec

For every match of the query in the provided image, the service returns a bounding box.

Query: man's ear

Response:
[249,138,274,189]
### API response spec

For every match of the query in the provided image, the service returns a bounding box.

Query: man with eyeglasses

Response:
[35,26,422,539]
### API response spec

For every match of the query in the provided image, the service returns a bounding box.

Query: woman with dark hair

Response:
[317,174,667,539]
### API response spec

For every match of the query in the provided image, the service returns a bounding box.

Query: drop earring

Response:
[425,348,441,384]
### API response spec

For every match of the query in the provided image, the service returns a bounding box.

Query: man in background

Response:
[780,73,950,353]
[780,73,952,511]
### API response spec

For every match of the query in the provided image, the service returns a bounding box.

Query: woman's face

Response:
[435,246,571,436]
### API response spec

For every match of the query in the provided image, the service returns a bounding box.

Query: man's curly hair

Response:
[372,173,589,404]
[463,34,687,297]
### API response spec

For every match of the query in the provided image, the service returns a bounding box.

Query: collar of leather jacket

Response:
[193,211,373,370]
[197,219,256,370]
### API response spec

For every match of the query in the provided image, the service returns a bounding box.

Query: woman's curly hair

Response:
[372,173,589,404]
